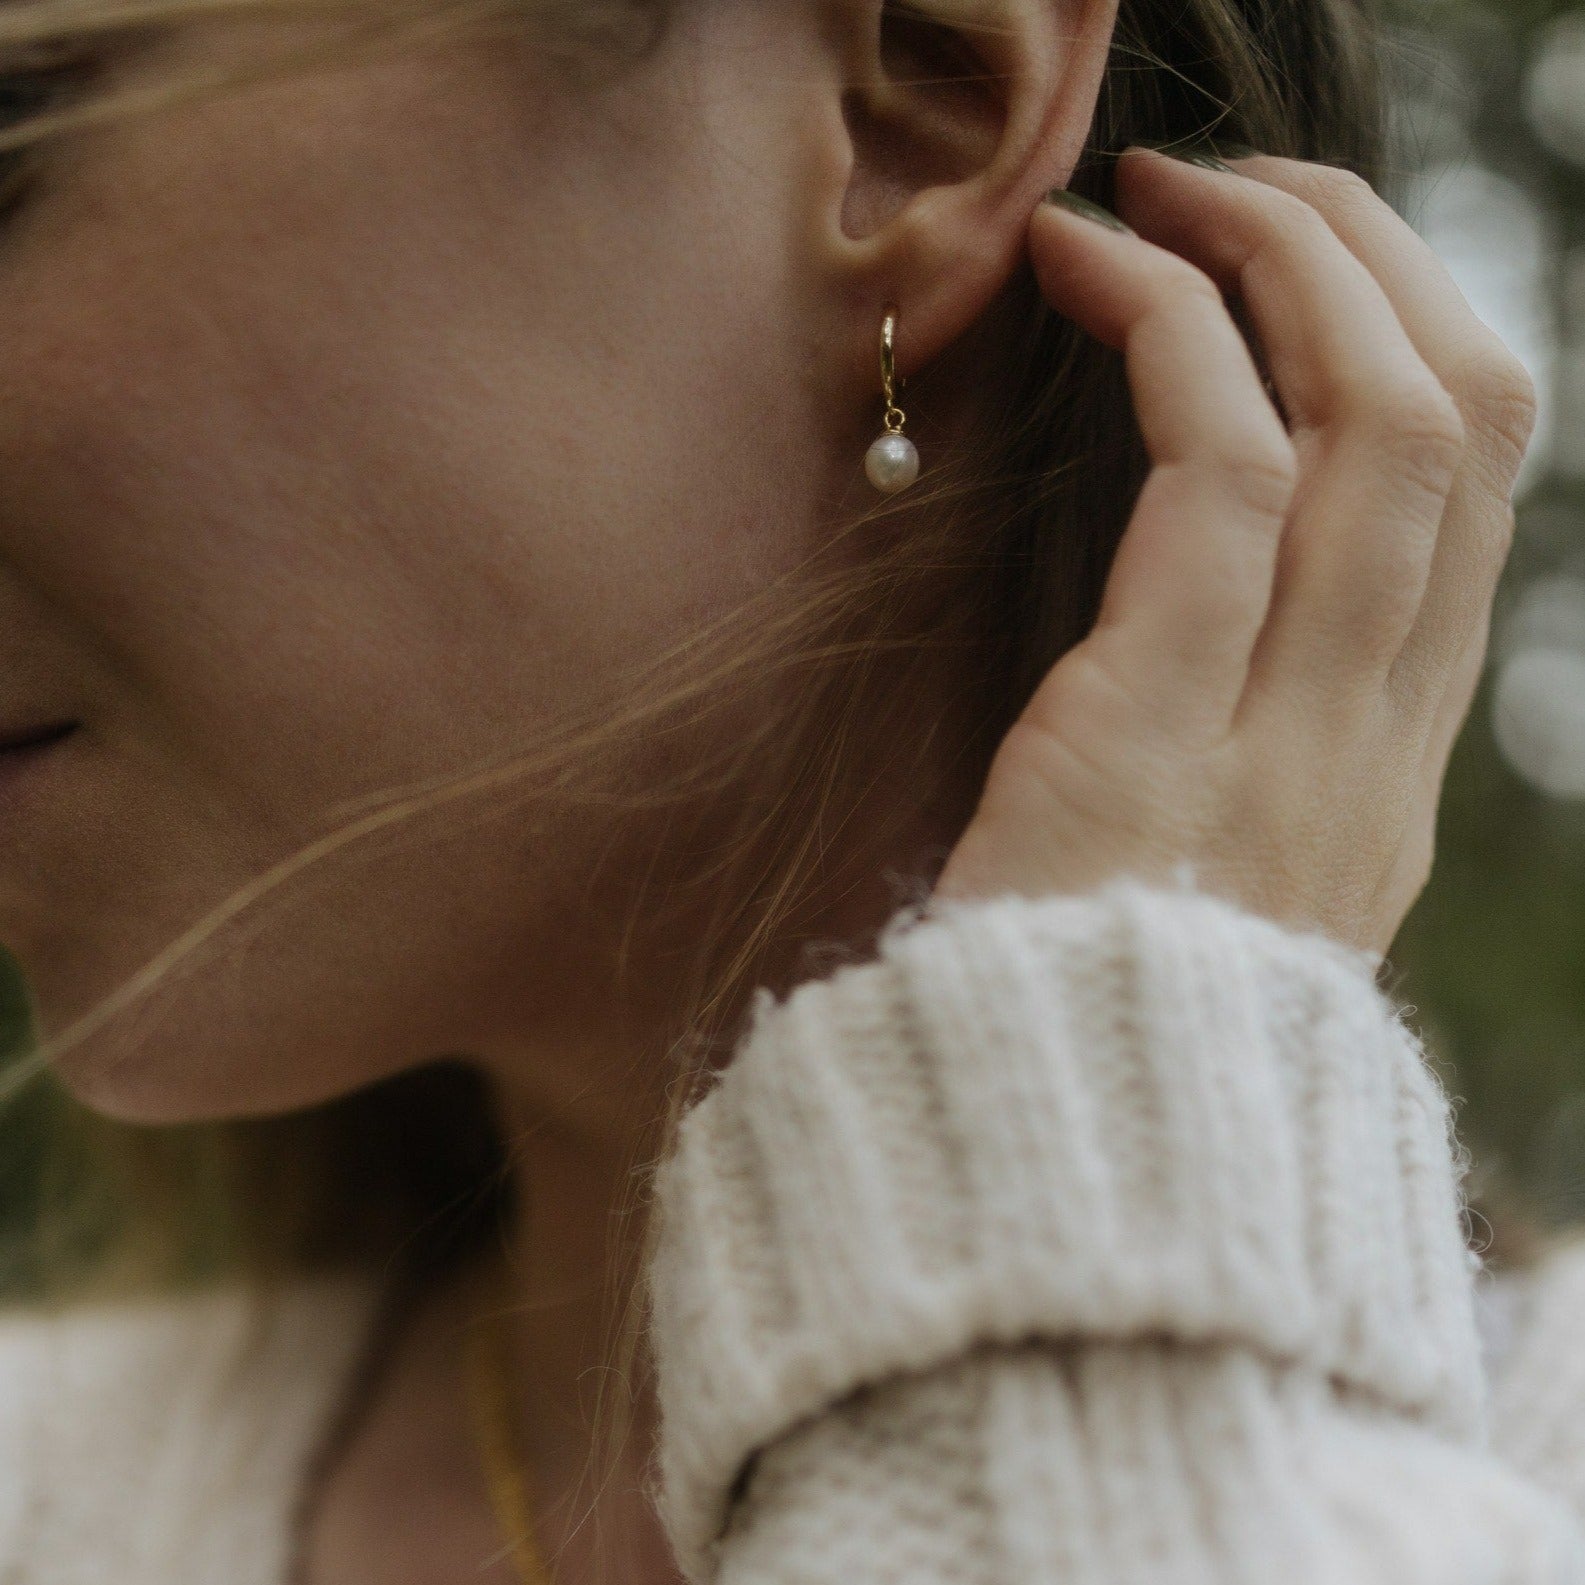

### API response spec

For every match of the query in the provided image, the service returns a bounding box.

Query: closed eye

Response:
[0,45,97,225]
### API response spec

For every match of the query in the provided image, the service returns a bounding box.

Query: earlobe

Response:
[816,0,1118,389]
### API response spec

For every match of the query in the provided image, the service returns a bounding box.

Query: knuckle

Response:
[1058,644,1156,724]
[1459,340,1539,471]
[1312,163,1375,201]
[1256,186,1338,251]
[1369,542,1435,625]
[1194,562,1278,641]
[1039,646,1176,750]
[1220,435,1300,519]
[1340,561,1426,655]
[1156,257,1224,310]
[1367,374,1466,475]
[1296,163,1379,220]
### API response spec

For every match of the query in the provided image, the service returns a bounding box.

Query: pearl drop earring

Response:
[865,304,919,494]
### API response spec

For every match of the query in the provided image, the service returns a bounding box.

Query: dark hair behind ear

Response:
[956,0,1386,733]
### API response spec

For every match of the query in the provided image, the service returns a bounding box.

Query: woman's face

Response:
[0,1,892,1120]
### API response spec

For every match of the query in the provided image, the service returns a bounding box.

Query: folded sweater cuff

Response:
[648,879,1486,1580]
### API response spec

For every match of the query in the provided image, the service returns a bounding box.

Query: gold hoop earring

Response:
[865,304,920,494]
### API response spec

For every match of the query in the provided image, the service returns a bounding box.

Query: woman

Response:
[2,0,1582,1579]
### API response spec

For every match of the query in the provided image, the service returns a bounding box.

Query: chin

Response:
[41,1031,298,1128]
[43,1050,216,1127]
[25,973,404,1128]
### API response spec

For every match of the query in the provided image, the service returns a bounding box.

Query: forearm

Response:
[716,1340,1581,1585]
[648,881,1585,1584]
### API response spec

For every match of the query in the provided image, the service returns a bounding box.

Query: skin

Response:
[0,0,1535,1578]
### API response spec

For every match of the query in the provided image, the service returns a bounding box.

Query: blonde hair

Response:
[0,0,1387,1564]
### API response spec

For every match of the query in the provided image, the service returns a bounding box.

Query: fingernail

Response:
[1217,141,1260,160]
[1042,189,1133,233]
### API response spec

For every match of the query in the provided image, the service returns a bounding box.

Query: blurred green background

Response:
[1383,0,1585,1238]
[3,0,1585,1277]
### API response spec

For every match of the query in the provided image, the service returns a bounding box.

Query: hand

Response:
[932,147,1537,956]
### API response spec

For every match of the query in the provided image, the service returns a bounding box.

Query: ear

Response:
[812,0,1119,390]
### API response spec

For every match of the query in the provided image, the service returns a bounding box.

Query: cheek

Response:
[9,46,802,813]
[0,44,824,1114]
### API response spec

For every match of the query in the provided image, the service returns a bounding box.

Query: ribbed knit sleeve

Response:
[1489,1233,1585,1522]
[646,878,1585,1584]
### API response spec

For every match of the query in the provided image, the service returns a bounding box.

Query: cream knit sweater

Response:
[5,878,1585,1584]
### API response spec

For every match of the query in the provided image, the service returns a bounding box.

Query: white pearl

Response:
[865,431,919,494]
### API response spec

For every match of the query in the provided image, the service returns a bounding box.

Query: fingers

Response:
[1230,158,1535,485]
[1115,149,1466,707]
[1215,155,1535,766]
[1024,196,1296,739]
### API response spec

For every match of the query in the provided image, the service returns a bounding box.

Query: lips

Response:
[0,720,79,754]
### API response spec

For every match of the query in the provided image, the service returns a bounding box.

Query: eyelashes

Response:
[0,77,49,221]
[0,45,96,225]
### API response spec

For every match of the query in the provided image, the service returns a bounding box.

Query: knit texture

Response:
[0,1272,381,1585]
[717,1342,1585,1585]
[1489,1233,1585,1519]
[647,877,1556,1582]
[7,881,1585,1583]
